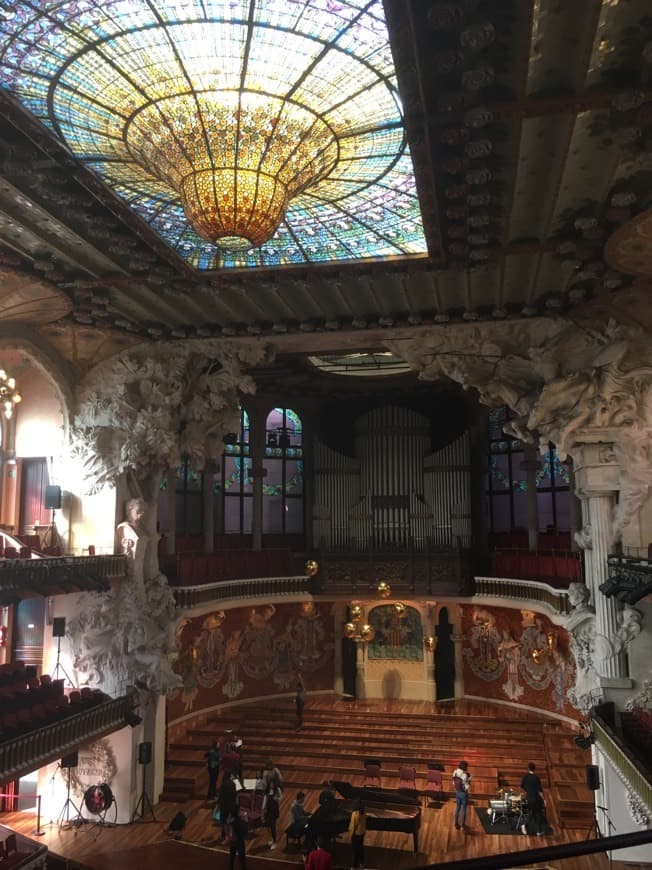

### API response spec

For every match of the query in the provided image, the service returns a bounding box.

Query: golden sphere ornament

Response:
[349,604,363,622]
[344,622,357,639]
[393,601,406,618]
[377,580,391,598]
[360,623,375,643]
[424,635,435,653]
[304,559,319,577]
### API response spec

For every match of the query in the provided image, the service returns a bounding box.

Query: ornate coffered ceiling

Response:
[0,0,650,377]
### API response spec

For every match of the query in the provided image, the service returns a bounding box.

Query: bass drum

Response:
[83,783,114,815]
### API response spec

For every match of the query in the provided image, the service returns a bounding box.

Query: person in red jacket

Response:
[305,838,333,870]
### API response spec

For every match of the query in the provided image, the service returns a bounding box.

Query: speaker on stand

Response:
[42,485,62,551]
[51,617,75,688]
[57,753,85,831]
[585,765,602,840]
[132,741,156,823]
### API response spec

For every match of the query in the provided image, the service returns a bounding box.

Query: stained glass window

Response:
[223,408,252,535]
[0,1,427,270]
[263,407,303,535]
[486,407,570,534]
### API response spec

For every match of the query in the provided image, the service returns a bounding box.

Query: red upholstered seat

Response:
[398,766,416,791]
[424,768,443,805]
[363,760,381,788]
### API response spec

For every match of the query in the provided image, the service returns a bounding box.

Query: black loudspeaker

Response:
[168,811,186,831]
[61,751,78,769]
[44,485,62,510]
[138,741,152,765]
[52,617,66,638]
[126,710,143,728]
[586,764,600,791]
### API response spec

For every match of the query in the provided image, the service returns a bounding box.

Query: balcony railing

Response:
[0,694,134,785]
[0,555,126,605]
[474,576,571,615]
[592,714,652,816]
[174,574,315,608]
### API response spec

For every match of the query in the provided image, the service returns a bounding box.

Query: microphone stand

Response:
[597,805,616,870]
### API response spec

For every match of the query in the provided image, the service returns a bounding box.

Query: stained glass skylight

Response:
[0,0,428,271]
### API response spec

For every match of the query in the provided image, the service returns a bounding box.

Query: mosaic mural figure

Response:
[222,629,244,699]
[197,611,226,685]
[497,630,523,701]
[290,601,331,669]
[240,605,277,680]
[368,604,423,660]
[273,622,295,690]
[464,608,502,679]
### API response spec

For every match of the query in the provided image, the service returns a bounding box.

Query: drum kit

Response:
[487,789,529,829]
[83,783,117,835]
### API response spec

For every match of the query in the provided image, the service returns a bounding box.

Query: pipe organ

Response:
[312,406,472,551]
[424,432,472,548]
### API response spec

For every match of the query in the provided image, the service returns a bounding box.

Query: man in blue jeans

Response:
[452,760,472,831]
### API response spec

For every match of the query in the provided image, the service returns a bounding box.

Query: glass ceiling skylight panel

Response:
[0,0,427,270]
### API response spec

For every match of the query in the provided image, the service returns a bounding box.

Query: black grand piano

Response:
[305,781,422,853]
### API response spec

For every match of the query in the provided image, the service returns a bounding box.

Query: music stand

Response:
[57,764,85,831]
[132,756,156,823]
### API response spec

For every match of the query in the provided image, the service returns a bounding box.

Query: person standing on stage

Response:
[227,810,248,870]
[262,776,282,850]
[520,761,546,835]
[218,773,238,843]
[205,739,221,799]
[348,796,367,870]
[295,670,306,730]
[452,760,471,831]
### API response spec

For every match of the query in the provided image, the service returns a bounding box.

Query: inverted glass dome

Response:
[0,1,428,271]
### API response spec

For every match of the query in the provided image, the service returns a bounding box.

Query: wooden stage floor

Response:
[1,698,611,870]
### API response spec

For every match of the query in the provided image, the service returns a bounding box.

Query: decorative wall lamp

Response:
[377,580,391,598]
[344,603,375,646]
[0,369,21,419]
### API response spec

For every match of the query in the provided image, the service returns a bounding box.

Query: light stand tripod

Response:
[132,757,156,823]
[586,806,602,840]
[57,765,84,831]
[41,508,61,551]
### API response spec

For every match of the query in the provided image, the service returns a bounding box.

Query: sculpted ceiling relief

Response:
[66,340,270,697]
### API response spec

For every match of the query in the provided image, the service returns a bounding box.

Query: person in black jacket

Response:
[219,774,238,842]
[520,761,546,835]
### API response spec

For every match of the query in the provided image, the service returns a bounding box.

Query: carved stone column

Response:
[355,641,367,700]
[573,440,628,683]
[521,444,540,551]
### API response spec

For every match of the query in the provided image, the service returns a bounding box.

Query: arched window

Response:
[222,409,252,534]
[263,407,303,535]
[486,407,570,532]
